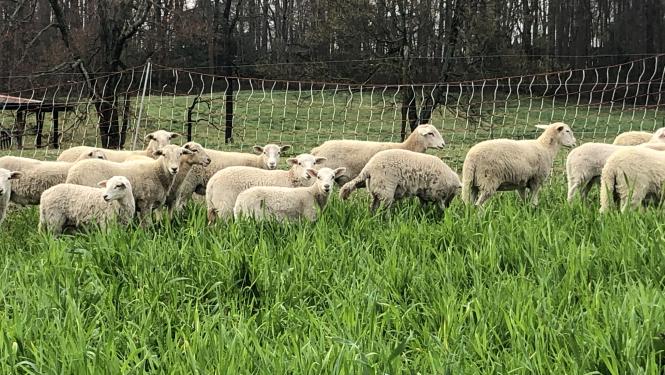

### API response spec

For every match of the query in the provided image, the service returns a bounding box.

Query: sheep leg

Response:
[566,179,580,203]
[370,195,381,213]
[623,190,647,212]
[517,188,529,202]
[474,187,496,206]
[529,184,542,206]
[580,177,598,200]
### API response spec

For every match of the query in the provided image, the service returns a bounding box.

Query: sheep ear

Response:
[87,151,95,157]
[334,167,346,177]
[534,124,549,130]
[279,145,291,152]
[144,133,155,141]
[97,180,108,187]
[306,168,318,178]
[182,148,193,155]
[9,171,22,180]
[314,156,327,164]
[153,149,164,157]
[556,125,565,132]
[170,132,181,139]
[286,158,298,166]
[417,126,431,135]
[253,145,264,154]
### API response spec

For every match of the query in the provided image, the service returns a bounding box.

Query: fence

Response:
[1,54,665,169]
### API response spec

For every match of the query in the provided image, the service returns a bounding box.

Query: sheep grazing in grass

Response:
[612,130,654,145]
[56,130,180,162]
[234,167,345,222]
[339,149,461,212]
[175,143,291,205]
[66,144,192,221]
[565,127,665,203]
[599,146,665,213]
[39,176,135,235]
[0,151,107,205]
[461,122,576,206]
[311,123,445,185]
[0,169,22,225]
[205,153,324,223]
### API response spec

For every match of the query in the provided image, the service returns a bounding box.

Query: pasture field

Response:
[1,176,665,373]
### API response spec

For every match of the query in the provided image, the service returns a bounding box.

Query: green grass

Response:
[1,178,665,373]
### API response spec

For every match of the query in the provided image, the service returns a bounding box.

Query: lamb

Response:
[0,151,108,205]
[339,149,461,212]
[461,122,576,206]
[599,146,665,212]
[164,141,211,211]
[66,144,192,221]
[311,123,445,185]
[234,167,345,222]
[56,130,180,162]
[565,127,665,202]
[0,169,22,225]
[205,153,325,223]
[175,143,291,208]
[612,130,653,145]
[39,176,135,235]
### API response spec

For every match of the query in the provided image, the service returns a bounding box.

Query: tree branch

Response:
[15,22,58,66]
[118,0,153,43]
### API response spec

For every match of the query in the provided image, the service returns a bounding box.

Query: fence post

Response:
[132,60,151,150]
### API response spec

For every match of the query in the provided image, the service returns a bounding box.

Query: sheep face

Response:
[287,154,326,180]
[650,127,665,142]
[99,176,132,202]
[536,122,576,147]
[78,149,107,161]
[153,145,194,175]
[182,142,212,166]
[253,144,291,170]
[415,124,445,149]
[307,167,346,194]
[0,169,21,196]
[144,130,180,151]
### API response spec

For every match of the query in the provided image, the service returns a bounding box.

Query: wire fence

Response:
[1,54,665,169]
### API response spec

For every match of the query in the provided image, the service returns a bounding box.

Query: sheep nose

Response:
[268,162,276,169]
[0,189,4,195]
[103,194,110,201]
[323,184,331,191]
[170,167,178,174]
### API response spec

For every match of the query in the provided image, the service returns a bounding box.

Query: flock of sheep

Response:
[0,122,662,235]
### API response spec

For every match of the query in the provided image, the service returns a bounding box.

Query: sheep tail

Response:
[461,161,475,204]
[599,166,617,213]
[339,169,369,200]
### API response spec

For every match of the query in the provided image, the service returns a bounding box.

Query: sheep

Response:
[39,176,135,235]
[56,130,180,162]
[311,123,445,185]
[598,146,665,212]
[164,141,211,211]
[234,167,345,222]
[339,149,461,212]
[565,128,665,202]
[0,169,22,225]
[461,122,576,206]
[0,151,108,205]
[174,143,291,209]
[66,144,192,221]
[612,130,654,145]
[205,153,325,223]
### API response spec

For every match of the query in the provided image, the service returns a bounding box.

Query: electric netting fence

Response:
[2,55,665,169]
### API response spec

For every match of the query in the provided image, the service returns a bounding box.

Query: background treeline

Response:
[2,0,665,90]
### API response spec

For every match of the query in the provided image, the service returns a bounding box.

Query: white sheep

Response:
[234,167,345,222]
[612,130,654,145]
[56,130,180,162]
[599,146,665,212]
[339,149,461,212]
[39,176,135,235]
[175,143,291,207]
[66,144,192,221]
[565,128,665,202]
[0,151,107,205]
[164,141,211,211]
[0,168,22,225]
[461,122,576,206]
[311,123,445,185]
[205,153,325,223]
